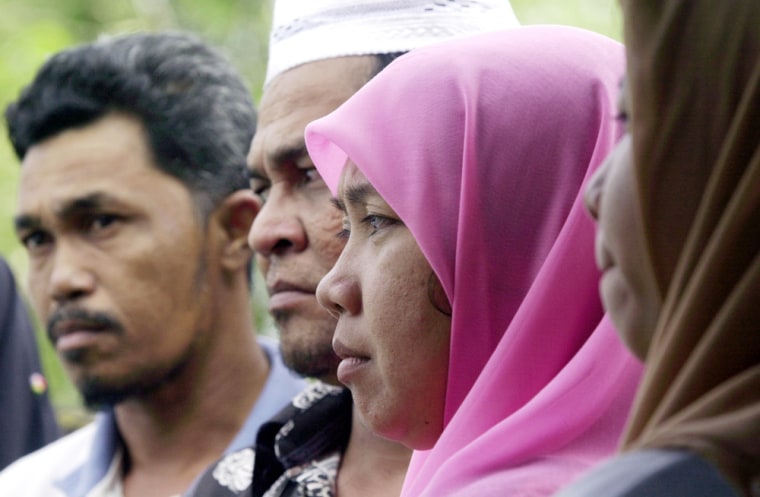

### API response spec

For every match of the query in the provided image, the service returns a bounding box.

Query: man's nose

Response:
[48,243,96,303]
[248,186,307,257]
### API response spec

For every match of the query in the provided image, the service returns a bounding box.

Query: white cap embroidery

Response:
[265,0,520,85]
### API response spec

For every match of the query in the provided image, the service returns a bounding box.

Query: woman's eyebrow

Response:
[331,181,377,214]
[330,196,346,213]
[343,181,376,207]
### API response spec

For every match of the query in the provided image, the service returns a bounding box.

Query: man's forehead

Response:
[247,122,307,173]
[248,133,309,177]
[249,56,377,175]
[258,55,376,123]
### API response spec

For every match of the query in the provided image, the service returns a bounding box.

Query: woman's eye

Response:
[336,218,351,240]
[614,110,629,124]
[363,214,398,234]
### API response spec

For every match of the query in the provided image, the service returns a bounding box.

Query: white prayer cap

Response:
[265,0,520,85]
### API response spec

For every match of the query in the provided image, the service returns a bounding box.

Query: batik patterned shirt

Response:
[187,382,352,497]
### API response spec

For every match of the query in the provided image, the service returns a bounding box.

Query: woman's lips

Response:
[333,339,370,384]
[594,232,615,273]
[336,356,370,384]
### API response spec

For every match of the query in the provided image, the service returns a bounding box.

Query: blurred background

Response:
[0,0,622,430]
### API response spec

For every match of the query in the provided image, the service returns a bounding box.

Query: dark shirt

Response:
[0,258,60,470]
[553,448,741,497]
[188,382,352,497]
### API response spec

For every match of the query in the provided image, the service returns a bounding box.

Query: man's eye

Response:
[250,180,270,196]
[79,214,123,237]
[90,214,120,231]
[250,181,271,202]
[21,231,52,251]
[248,166,271,200]
[299,167,321,186]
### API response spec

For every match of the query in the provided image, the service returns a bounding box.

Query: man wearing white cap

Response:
[188,2,519,496]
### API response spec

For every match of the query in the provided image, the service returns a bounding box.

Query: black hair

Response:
[372,52,407,78]
[5,31,257,221]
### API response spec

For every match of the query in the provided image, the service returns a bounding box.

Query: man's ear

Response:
[216,189,261,272]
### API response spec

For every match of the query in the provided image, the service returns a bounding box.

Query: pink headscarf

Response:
[306,26,642,496]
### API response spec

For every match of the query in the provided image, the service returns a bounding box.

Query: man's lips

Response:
[50,319,108,341]
[50,320,113,354]
[267,280,316,311]
[47,309,122,355]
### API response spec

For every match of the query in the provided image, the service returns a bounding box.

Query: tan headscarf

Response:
[620,0,760,493]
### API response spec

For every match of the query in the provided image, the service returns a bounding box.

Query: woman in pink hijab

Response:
[306,26,642,496]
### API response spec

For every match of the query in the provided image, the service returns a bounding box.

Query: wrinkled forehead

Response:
[249,56,378,175]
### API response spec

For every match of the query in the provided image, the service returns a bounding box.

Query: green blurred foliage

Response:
[0,0,273,265]
[0,0,621,427]
[512,0,621,39]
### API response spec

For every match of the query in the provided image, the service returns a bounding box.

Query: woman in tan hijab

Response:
[555,0,760,496]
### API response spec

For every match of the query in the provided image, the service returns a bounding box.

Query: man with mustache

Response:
[187,2,519,496]
[0,32,305,497]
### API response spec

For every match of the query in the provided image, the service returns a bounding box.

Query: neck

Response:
[115,290,270,497]
[337,407,412,497]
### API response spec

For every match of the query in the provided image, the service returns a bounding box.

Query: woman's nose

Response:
[316,252,361,319]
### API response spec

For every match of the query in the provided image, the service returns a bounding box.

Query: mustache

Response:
[47,307,124,343]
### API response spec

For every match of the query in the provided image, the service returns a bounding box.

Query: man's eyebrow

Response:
[56,193,110,220]
[268,142,309,166]
[13,193,111,233]
[247,168,268,181]
[13,214,41,233]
